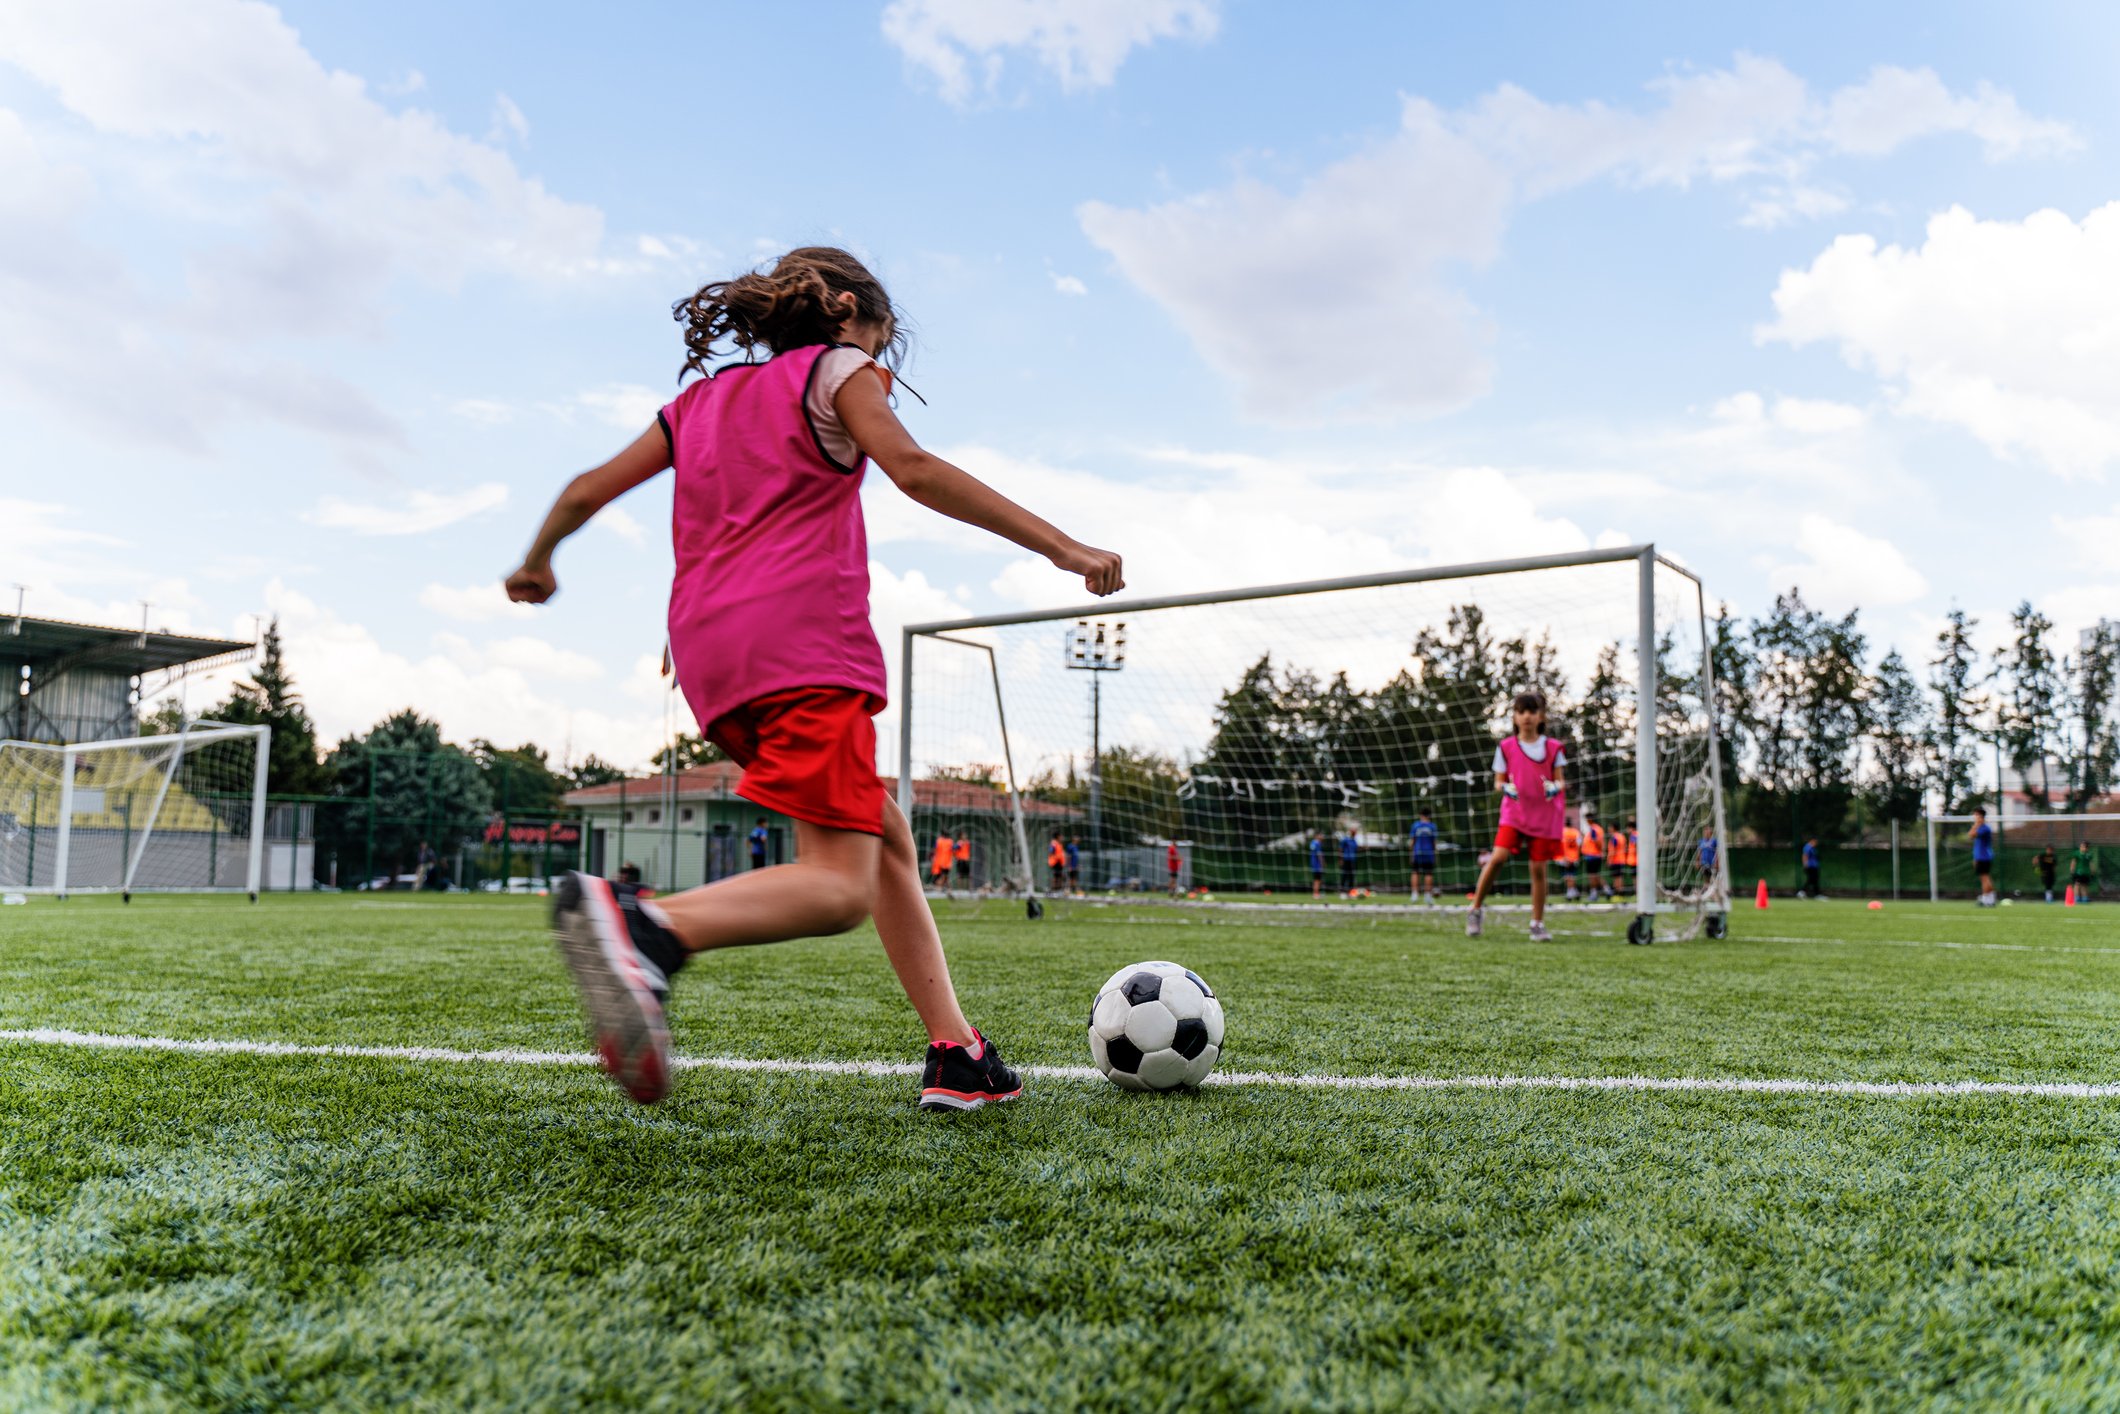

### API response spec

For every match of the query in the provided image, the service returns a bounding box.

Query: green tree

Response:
[321,711,493,887]
[1928,608,1986,813]
[210,617,330,796]
[651,732,726,771]
[1994,601,2062,808]
[1569,643,1632,824]
[570,754,628,789]
[1864,650,1929,825]
[138,696,189,736]
[469,739,570,817]
[2068,620,2119,809]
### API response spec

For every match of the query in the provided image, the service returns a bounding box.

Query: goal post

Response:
[898,544,1731,940]
[0,722,271,899]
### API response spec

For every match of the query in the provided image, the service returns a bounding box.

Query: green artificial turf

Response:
[4,893,2119,1409]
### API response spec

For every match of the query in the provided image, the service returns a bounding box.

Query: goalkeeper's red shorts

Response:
[1492,826,1564,863]
[705,688,886,837]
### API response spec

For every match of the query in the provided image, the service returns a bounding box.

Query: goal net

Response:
[898,546,1732,941]
[0,723,270,898]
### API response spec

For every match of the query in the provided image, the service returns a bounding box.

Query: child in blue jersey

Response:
[748,817,769,871]
[1409,809,1438,904]
[1697,826,1718,882]
[1340,828,1360,896]
[1969,808,1996,906]
[1801,837,1821,899]
[1309,830,1325,898]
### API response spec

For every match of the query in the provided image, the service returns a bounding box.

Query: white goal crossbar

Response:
[897,544,1733,937]
[0,723,271,899]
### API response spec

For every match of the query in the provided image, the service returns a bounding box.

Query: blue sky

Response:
[4,0,2116,769]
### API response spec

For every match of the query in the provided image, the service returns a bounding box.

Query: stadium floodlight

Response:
[898,545,1732,942]
[1066,620,1127,888]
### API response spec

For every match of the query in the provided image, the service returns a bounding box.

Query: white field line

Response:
[1747,933,2120,956]
[5,1027,2119,1099]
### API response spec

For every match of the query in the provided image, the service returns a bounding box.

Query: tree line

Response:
[1020,592,2119,850]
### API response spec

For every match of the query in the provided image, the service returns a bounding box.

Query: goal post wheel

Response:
[1627,914,1654,946]
[249,892,259,904]
[122,891,131,905]
[1704,912,1728,940]
[1026,896,1044,921]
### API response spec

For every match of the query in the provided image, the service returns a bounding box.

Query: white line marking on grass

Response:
[1749,933,2120,957]
[5,1028,2119,1099]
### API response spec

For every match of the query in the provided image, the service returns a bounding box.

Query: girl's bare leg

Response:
[1529,859,1547,921]
[650,824,879,950]
[869,797,976,1045]
[648,800,974,1045]
[1469,849,1512,908]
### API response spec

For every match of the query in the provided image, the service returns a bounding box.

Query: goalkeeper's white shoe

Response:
[1465,906,1484,938]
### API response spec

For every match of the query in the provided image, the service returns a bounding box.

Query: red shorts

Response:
[705,688,885,836]
[1493,826,1563,863]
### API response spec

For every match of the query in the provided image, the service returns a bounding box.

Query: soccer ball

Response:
[1088,960,1226,1091]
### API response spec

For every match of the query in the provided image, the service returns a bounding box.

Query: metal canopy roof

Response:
[1,614,254,676]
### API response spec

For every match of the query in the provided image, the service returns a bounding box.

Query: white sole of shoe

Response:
[553,874,670,1104]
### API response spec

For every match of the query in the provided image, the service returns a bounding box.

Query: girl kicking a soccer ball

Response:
[1465,691,1567,942]
[505,247,1123,1109]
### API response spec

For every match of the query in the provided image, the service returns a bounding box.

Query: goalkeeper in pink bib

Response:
[505,247,1122,1110]
[1466,690,1567,942]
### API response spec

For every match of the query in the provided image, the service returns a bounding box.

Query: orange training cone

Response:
[2066,885,2077,907]
[1755,879,1770,910]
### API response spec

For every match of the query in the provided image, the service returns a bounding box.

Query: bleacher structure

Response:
[1,610,270,899]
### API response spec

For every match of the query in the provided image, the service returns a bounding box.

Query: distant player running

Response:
[1580,816,1606,901]
[1048,832,1067,894]
[1409,809,1438,904]
[1340,828,1359,896]
[1560,817,1581,901]
[1065,836,1081,894]
[930,832,954,892]
[1467,691,1567,941]
[1969,808,1996,906]
[509,246,1122,1110]
[748,816,770,871]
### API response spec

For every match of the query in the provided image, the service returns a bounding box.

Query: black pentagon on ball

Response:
[1182,967,1213,998]
[1121,971,1165,1007]
[1104,1035,1146,1074]
[1171,1017,1209,1060]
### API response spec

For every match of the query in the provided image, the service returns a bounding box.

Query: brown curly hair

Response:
[672,246,906,383]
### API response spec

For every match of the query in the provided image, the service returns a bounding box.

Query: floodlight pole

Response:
[1067,620,1126,890]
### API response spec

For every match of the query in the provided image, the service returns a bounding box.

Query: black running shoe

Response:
[918,1030,1023,1112]
[552,871,673,1104]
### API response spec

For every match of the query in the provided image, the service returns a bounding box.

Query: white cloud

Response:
[419,581,536,624]
[1081,57,2072,423]
[573,384,666,431]
[306,483,509,536]
[435,631,603,682]
[1820,66,2078,160]
[264,580,663,765]
[449,398,515,426]
[882,0,1218,105]
[0,0,638,456]
[1050,272,1088,296]
[1767,513,1930,612]
[2052,506,2120,575]
[1762,204,2120,479]
[595,506,649,546]
[489,92,530,145]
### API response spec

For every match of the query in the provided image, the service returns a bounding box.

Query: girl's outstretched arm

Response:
[505,425,672,603]
[836,370,1124,597]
